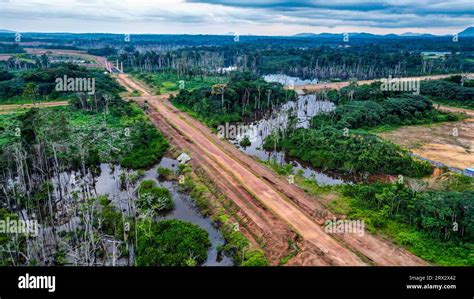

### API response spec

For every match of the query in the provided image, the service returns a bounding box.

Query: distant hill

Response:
[383,34,399,38]
[292,32,387,38]
[351,32,376,38]
[291,28,474,39]
[459,27,474,37]
[401,32,435,37]
[292,33,319,37]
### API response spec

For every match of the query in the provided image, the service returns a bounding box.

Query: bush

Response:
[242,249,268,266]
[239,136,251,147]
[157,167,173,180]
[120,123,169,170]
[136,219,211,266]
[98,196,126,240]
[137,180,174,212]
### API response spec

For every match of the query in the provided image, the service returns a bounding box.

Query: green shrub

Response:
[137,181,174,213]
[239,136,251,147]
[242,249,268,266]
[136,219,211,266]
[157,167,173,180]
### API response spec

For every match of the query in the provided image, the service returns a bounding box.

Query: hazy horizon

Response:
[1,0,473,36]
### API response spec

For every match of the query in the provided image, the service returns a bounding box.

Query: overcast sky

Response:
[1,0,473,35]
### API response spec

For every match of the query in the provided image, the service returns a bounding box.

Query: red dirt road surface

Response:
[116,73,428,266]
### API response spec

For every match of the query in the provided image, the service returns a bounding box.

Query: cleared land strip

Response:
[295,73,474,92]
[148,96,365,265]
[0,101,69,114]
[118,74,365,265]
[118,74,427,266]
[156,98,428,266]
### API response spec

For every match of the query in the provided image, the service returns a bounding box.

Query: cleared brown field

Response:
[379,106,474,170]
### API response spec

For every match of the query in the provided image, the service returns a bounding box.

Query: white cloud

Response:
[0,0,472,35]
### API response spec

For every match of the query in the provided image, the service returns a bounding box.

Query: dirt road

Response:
[295,73,474,92]
[0,101,69,114]
[118,74,427,266]
[437,105,474,118]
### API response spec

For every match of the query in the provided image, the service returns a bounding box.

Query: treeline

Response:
[171,72,297,126]
[117,42,474,81]
[264,127,432,177]
[248,46,473,80]
[0,43,24,54]
[421,77,474,108]
[342,182,474,264]
[0,65,169,216]
[312,95,458,130]
[87,46,117,57]
[0,64,123,102]
[330,76,474,109]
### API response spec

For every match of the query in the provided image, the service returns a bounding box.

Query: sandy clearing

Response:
[379,112,474,170]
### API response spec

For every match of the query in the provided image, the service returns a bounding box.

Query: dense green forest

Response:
[421,78,474,108]
[0,64,123,102]
[264,127,432,177]
[311,95,458,130]
[329,76,474,109]
[339,181,474,265]
[171,72,297,126]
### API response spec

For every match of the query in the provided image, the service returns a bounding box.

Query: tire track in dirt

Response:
[118,75,365,265]
[146,94,364,265]
[156,96,428,266]
[118,73,428,266]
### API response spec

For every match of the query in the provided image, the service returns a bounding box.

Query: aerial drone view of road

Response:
[0,0,473,298]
